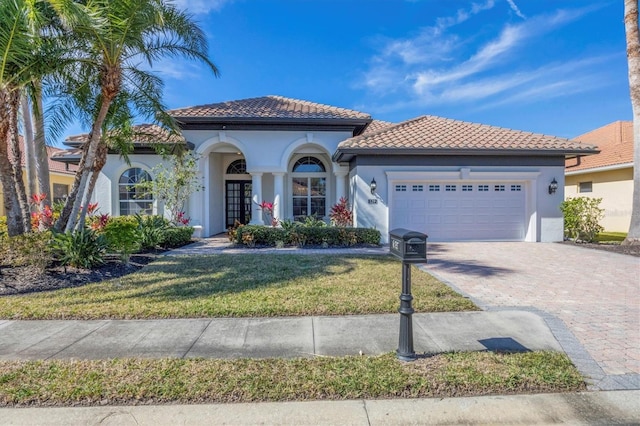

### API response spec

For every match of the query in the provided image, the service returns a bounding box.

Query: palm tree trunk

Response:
[65,96,114,232]
[77,139,107,230]
[0,88,26,236]
[8,90,31,232]
[20,93,37,198]
[624,0,640,245]
[32,81,51,209]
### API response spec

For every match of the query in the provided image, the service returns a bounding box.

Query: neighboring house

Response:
[54,96,598,243]
[566,121,634,232]
[0,142,78,215]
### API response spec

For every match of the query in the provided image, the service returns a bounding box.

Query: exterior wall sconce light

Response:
[548,178,558,195]
[370,178,377,194]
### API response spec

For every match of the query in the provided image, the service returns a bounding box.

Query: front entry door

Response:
[226,180,252,228]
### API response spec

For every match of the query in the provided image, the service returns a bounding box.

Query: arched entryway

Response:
[225,159,252,227]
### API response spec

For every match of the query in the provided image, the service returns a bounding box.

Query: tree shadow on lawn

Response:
[76,254,389,303]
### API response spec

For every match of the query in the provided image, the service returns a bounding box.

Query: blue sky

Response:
[63,0,631,143]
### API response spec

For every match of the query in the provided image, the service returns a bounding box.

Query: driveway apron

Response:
[422,242,639,390]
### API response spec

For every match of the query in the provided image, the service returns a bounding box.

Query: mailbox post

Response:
[389,228,428,361]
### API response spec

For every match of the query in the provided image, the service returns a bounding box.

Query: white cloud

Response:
[169,0,233,15]
[506,0,526,19]
[359,5,602,112]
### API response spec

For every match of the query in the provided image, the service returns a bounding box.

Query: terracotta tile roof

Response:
[12,136,77,174]
[167,95,371,121]
[337,115,598,154]
[64,123,185,146]
[566,121,634,172]
[362,119,395,135]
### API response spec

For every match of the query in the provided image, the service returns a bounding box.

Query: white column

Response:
[334,170,348,203]
[273,172,285,223]
[250,172,264,225]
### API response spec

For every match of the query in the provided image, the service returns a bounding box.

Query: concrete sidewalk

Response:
[0,391,638,425]
[0,311,560,360]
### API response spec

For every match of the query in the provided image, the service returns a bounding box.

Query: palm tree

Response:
[55,0,219,232]
[0,0,36,236]
[1,0,88,235]
[624,0,640,245]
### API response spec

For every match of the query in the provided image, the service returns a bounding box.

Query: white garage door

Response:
[390,182,526,241]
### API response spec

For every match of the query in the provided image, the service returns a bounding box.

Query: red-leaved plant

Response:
[329,197,353,227]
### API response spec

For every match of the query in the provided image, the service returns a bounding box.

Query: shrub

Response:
[136,214,171,251]
[234,225,380,247]
[160,226,194,248]
[52,230,107,269]
[101,218,142,263]
[560,197,605,243]
[0,216,6,237]
[329,197,353,227]
[0,232,53,272]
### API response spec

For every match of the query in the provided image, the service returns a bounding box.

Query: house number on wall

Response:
[368,199,378,204]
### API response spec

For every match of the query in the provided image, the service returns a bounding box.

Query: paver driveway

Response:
[422,242,639,390]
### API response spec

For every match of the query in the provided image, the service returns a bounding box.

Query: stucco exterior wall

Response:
[184,129,351,236]
[0,171,76,216]
[564,167,633,232]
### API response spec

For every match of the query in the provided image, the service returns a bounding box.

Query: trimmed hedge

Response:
[234,225,380,248]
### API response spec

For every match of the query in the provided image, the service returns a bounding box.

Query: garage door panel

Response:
[390,180,526,242]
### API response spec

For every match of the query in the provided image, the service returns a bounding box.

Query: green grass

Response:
[596,232,627,243]
[0,255,477,319]
[0,352,585,406]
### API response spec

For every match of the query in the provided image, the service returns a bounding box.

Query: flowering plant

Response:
[329,197,353,227]
[175,211,191,226]
[257,200,278,227]
[30,194,53,230]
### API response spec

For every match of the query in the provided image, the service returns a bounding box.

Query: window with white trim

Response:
[579,182,593,193]
[412,184,424,192]
[445,184,457,192]
[428,184,440,192]
[478,185,489,192]
[494,185,505,192]
[395,185,407,192]
[511,184,522,191]
[462,185,473,192]
[119,168,153,215]
[291,156,326,220]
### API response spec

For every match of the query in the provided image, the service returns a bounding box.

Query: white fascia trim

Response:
[565,163,633,176]
[385,170,541,181]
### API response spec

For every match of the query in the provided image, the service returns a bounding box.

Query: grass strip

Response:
[0,255,477,319]
[596,232,627,243]
[0,352,585,406]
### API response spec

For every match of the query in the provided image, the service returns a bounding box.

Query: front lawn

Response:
[0,255,477,319]
[0,352,585,406]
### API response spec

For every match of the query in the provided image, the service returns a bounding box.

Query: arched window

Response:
[293,156,325,173]
[226,159,247,174]
[119,168,153,215]
[291,156,327,220]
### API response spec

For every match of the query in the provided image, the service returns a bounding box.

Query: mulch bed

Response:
[559,241,640,257]
[0,252,162,296]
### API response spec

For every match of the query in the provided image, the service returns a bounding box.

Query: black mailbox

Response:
[389,228,427,263]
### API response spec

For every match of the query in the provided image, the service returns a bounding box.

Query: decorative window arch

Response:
[293,156,325,173]
[291,156,327,220]
[119,167,153,215]
[226,159,247,174]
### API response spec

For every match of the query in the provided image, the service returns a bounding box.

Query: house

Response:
[0,142,78,215]
[54,96,598,243]
[565,121,634,232]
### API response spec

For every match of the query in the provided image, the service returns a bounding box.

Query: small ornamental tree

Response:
[140,152,203,225]
[330,197,353,227]
[560,197,605,243]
